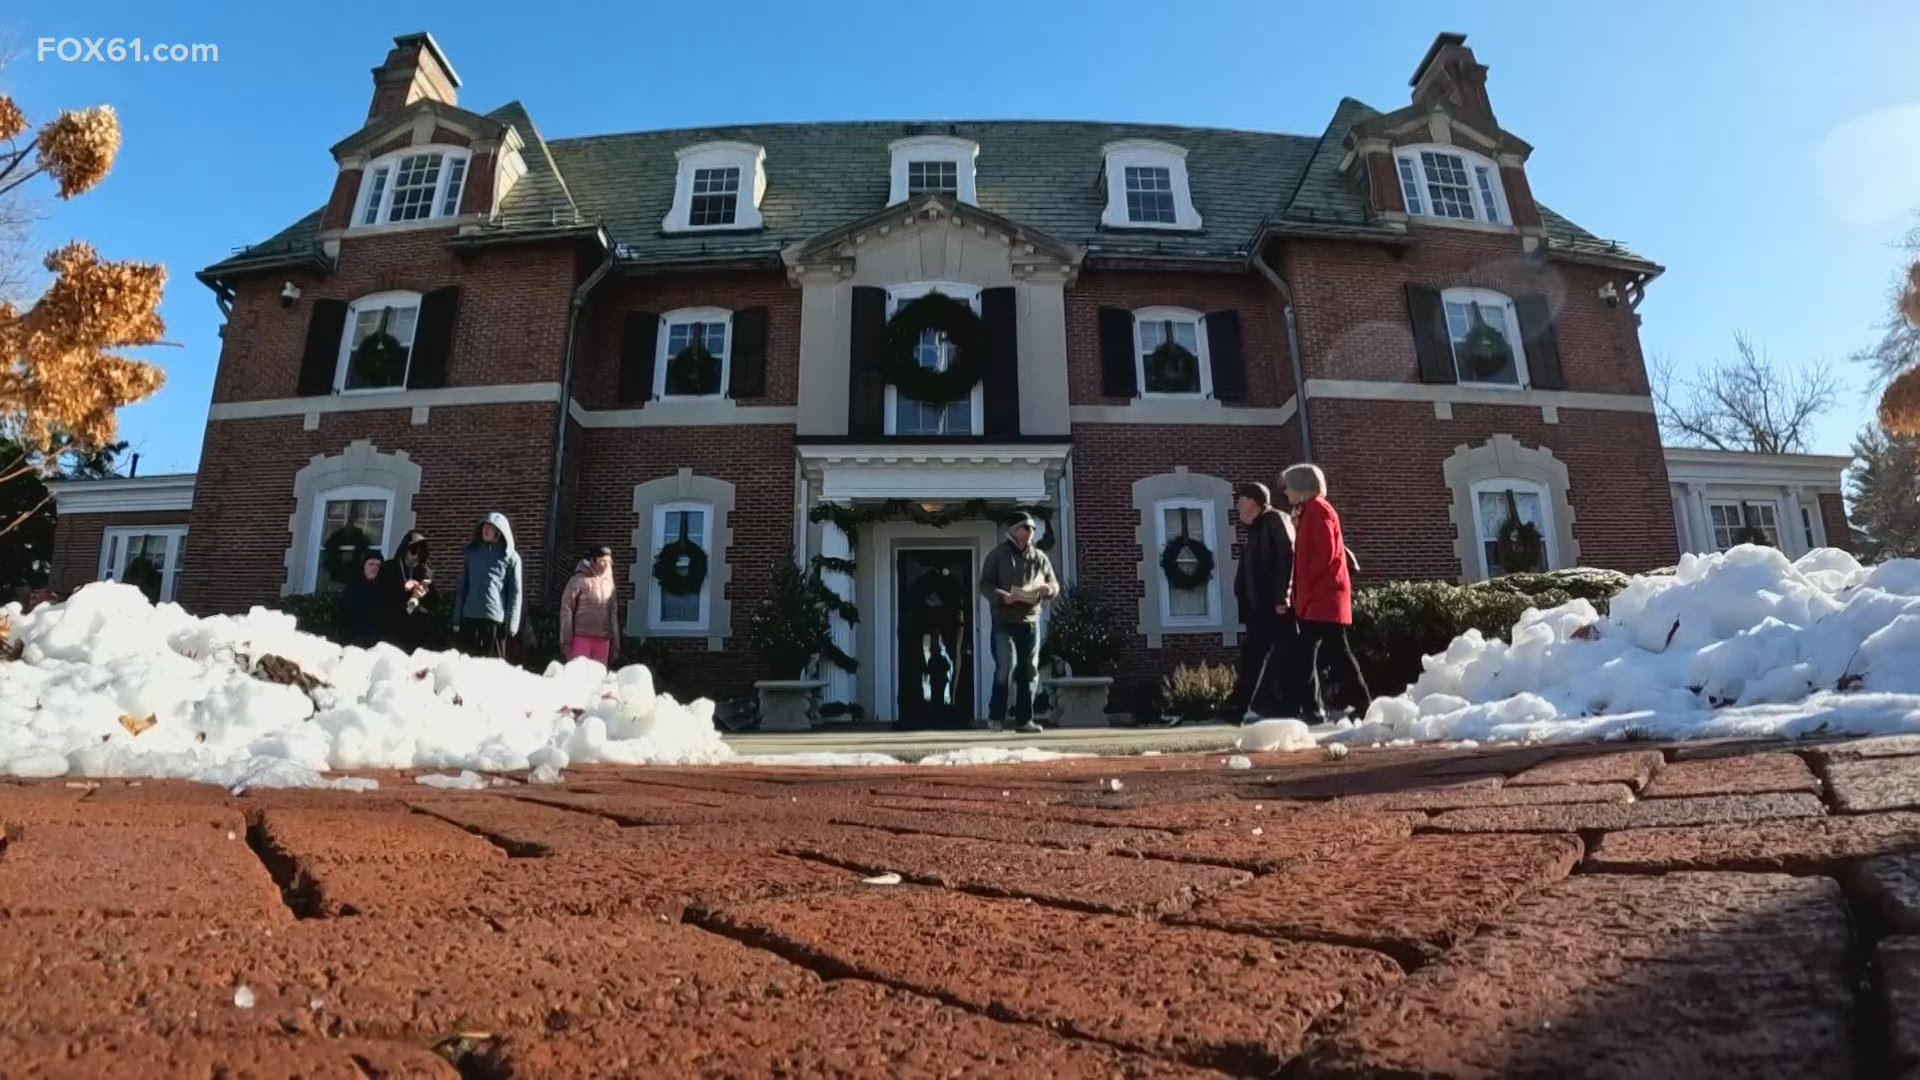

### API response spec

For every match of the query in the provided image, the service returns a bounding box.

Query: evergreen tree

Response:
[1847,425,1920,562]
[0,437,122,595]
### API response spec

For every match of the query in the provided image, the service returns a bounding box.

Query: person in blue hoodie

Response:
[455,512,522,659]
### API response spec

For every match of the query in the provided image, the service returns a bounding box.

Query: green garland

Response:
[881,292,986,405]
[663,339,722,397]
[1143,339,1201,394]
[652,537,709,596]
[1159,535,1215,590]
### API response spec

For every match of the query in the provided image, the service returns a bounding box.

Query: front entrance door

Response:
[895,548,974,729]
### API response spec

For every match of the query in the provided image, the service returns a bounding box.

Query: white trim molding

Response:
[1100,140,1202,231]
[98,525,188,604]
[1663,446,1849,558]
[568,399,796,428]
[1131,467,1237,648]
[1070,398,1298,427]
[46,473,196,514]
[887,135,979,206]
[1305,378,1656,415]
[283,440,421,596]
[209,382,564,422]
[1442,435,1580,582]
[798,443,1070,504]
[630,469,736,649]
[664,141,767,233]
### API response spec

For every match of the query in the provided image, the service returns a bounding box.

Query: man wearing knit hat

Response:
[1232,481,1295,721]
[977,513,1059,732]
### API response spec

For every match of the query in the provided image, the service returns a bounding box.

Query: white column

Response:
[1783,486,1808,555]
[1685,483,1714,553]
[819,520,858,704]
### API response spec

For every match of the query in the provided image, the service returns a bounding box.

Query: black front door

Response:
[896,549,974,729]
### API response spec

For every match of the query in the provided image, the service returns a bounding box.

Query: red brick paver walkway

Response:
[1,739,1916,1077]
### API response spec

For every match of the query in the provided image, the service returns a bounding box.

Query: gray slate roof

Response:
[203,100,1652,279]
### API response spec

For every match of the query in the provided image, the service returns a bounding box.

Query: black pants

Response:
[1288,619,1370,721]
[1232,612,1294,717]
[461,618,508,660]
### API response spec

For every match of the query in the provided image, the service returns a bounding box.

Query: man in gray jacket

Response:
[977,513,1059,732]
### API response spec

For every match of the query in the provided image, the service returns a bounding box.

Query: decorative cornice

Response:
[45,474,196,514]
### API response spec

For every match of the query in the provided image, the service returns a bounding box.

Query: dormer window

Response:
[887,136,978,205]
[1396,145,1508,225]
[665,142,766,232]
[1100,140,1201,230]
[356,147,470,227]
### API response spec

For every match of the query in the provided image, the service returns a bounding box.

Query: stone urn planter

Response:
[754,679,825,732]
[1044,675,1114,728]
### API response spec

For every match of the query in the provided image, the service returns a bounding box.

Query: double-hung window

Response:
[655,308,732,399]
[1396,146,1508,225]
[1439,288,1525,388]
[99,527,186,604]
[651,502,712,629]
[1709,501,1780,550]
[1154,499,1219,624]
[1099,140,1202,230]
[307,486,393,592]
[1471,480,1555,579]
[665,142,766,232]
[336,291,421,393]
[357,147,470,226]
[689,167,741,227]
[885,284,981,436]
[1132,307,1212,397]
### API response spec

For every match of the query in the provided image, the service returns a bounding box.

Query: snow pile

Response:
[0,583,733,786]
[1236,718,1316,752]
[1338,546,1920,746]
[917,746,1089,766]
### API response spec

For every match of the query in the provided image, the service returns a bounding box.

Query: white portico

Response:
[1664,447,1851,557]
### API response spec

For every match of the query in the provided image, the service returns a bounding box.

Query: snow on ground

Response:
[0,583,734,787]
[1337,546,1920,747]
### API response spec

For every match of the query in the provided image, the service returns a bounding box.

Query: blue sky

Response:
[7,0,1918,474]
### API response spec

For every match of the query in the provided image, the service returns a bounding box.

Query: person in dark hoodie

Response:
[339,552,385,648]
[976,513,1059,733]
[377,530,433,650]
[455,513,522,660]
[1231,482,1295,722]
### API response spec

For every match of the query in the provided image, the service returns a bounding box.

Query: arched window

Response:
[1396,144,1508,225]
[355,146,471,226]
[336,291,422,393]
[1439,287,1526,388]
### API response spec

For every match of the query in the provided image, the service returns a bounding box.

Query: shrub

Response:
[1159,661,1236,723]
[270,591,341,639]
[1348,580,1568,698]
[743,555,834,680]
[1479,568,1631,611]
[1040,584,1129,676]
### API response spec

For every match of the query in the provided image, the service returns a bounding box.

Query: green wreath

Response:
[348,331,409,387]
[1143,339,1201,394]
[1495,518,1545,574]
[653,537,709,597]
[1459,306,1514,379]
[1159,535,1215,591]
[663,336,723,396]
[321,525,373,588]
[881,292,987,405]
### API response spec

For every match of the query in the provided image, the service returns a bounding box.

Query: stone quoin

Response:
[43,30,1850,723]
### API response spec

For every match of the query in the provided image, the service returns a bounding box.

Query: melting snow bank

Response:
[1335,546,1920,747]
[0,583,733,786]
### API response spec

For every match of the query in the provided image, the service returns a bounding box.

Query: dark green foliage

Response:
[1039,584,1129,676]
[743,555,837,680]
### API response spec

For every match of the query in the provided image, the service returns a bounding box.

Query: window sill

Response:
[1453,379,1528,392]
[1410,217,1518,236]
[336,385,411,397]
[659,222,764,237]
[1098,221,1205,235]
[1139,392,1211,402]
[338,217,468,239]
[646,625,711,637]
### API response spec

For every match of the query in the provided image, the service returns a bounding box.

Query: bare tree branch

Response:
[1655,333,1840,454]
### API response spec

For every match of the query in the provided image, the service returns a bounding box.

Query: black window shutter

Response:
[1405,283,1456,384]
[617,311,660,404]
[406,286,460,389]
[1204,310,1247,402]
[297,299,349,396]
[1097,306,1138,397]
[1515,293,1566,390]
[848,286,888,436]
[981,287,1020,435]
[729,306,769,399]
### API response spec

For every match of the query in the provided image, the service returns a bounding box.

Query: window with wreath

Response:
[305,488,393,592]
[100,527,185,604]
[1396,146,1507,225]
[1440,288,1525,387]
[336,291,420,392]
[886,284,981,436]
[1472,480,1554,579]
[1710,501,1779,550]
[1133,308,1211,397]
[357,147,470,226]
[655,308,731,399]
[651,503,711,627]
[1155,499,1219,623]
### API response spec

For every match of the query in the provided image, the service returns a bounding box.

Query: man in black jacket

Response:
[1231,482,1295,721]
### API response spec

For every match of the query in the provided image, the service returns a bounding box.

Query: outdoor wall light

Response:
[1598,281,1620,308]
[280,281,301,308]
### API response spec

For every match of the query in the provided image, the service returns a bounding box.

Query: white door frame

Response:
[865,523,997,723]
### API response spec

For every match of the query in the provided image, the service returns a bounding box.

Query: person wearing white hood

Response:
[455,512,523,659]
[976,513,1059,732]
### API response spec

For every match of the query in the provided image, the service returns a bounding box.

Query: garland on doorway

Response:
[804,500,1057,631]
[881,292,987,404]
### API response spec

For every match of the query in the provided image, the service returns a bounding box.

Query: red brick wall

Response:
[177,403,559,615]
[574,271,801,410]
[1068,421,1301,712]
[48,510,190,595]
[1064,269,1295,407]
[212,233,580,404]
[1819,493,1854,552]
[1276,234,1649,394]
[1309,398,1677,582]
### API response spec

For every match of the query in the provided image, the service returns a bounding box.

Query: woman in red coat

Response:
[1281,464,1371,722]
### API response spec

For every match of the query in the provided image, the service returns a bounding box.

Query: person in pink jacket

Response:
[558,546,622,665]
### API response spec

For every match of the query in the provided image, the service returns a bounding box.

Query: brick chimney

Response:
[367,32,460,123]
[1409,32,1495,124]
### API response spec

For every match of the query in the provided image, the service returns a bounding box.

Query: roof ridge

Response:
[543,117,1324,147]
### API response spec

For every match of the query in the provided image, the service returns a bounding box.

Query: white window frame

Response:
[663,141,766,233]
[1131,306,1213,400]
[304,484,395,593]
[887,135,979,205]
[98,526,186,604]
[1395,144,1509,226]
[1100,140,1202,230]
[1154,498,1221,627]
[649,500,713,632]
[335,290,422,395]
[1440,287,1528,390]
[1470,478,1557,581]
[353,146,471,229]
[654,307,733,400]
[883,282,983,436]
[1708,499,1781,551]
